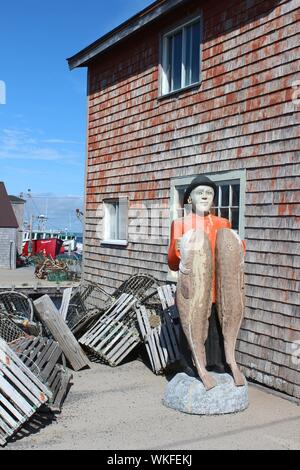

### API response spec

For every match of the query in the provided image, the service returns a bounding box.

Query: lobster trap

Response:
[136,285,181,375]
[0,313,27,344]
[66,274,160,338]
[10,336,72,412]
[79,293,141,366]
[0,338,52,447]
[0,292,34,322]
[0,291,41,337]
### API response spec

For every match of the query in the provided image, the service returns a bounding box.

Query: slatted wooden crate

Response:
[136,285,182,374]
[79,293,141,366]
[10,336,72,412]
[0,338,52,447]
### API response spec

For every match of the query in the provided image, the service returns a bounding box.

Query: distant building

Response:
[69,0,300,399]
[9,195,26,254]
[0,182,18,269]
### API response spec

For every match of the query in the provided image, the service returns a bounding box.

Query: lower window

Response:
[103,198,128,245]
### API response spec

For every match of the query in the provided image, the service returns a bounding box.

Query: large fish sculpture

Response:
[216,228,245,387]
[176,229,216,390]
[176,228,246,390]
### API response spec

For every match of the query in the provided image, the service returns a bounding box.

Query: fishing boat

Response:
[22,230,78,254]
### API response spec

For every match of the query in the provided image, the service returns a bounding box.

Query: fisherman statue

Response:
[167,176,246,392]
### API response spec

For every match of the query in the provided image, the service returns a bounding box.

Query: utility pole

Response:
[29,214,34,255]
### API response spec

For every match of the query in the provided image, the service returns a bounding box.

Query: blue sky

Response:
[0,0,153,231]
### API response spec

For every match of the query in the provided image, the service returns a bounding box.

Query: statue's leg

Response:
[177,322,197,377]
[205,304,227,373]
[216,229,245,386]
[176,230,216,390]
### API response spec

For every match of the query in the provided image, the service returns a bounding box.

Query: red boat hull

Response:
[22,238,63,258]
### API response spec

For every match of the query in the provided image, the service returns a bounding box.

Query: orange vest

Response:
[168,213,245,304]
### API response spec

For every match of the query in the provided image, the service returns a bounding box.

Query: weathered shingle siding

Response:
[10,202,25,253]
[85,0,300,397]
[0,228,17,269]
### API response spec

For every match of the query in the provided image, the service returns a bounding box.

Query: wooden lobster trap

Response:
[66,274,159,338]
[79,293,141,366]
[0,338,52,447]
[136,285,182,375]
[10,336,72,412]
[0,312,27,344]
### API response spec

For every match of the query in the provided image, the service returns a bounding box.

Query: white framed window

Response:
[102,198,128,246]
[168,170,246,281]
[160,15,202,96]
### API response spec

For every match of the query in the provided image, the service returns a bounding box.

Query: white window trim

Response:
[102,197,128,247]
[167,170,246,282]
[159,12,203,98]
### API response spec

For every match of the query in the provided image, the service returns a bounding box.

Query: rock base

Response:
[163,372,249,415]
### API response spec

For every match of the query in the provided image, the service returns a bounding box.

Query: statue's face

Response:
[188,185,215,214]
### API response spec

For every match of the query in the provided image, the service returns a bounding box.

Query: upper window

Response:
[161,17,201,96]
[103,198,128,246]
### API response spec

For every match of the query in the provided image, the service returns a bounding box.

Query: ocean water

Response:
[74,233,83,244]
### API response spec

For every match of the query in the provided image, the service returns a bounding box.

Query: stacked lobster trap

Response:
[0,291,75,446]
[0,274,184,447]
[74,276,182,374]
[135,285,181,375]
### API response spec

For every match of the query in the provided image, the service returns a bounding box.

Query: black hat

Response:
[183,175,217,205]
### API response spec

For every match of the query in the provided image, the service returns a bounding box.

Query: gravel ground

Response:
[2,359,300,450]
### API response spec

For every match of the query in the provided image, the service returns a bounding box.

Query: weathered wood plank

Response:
[60,288,73,321]
[34,295,90,372]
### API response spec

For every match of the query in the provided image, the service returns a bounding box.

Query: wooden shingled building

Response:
[68,0,300,399]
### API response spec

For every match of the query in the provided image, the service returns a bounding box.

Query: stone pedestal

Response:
[163,372,248,415]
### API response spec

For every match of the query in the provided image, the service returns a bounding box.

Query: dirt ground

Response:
[3,359,300,451]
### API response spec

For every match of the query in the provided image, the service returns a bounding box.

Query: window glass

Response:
[231,208,240,230]
[232,184,240,206]
[221,207,229,220]
[162,18,201,95]
[173,31,182,91]
[167,36,173,86]
[185,25,192,86]
[221,185,230,207]
[191,22,201,84]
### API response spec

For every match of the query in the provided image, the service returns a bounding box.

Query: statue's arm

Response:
[168,220,180,271]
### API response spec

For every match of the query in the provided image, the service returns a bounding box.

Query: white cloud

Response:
[0,127,83,163]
